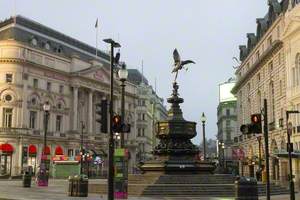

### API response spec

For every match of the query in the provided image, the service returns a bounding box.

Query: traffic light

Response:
[95,100,108,133]
[250,114,262,133]
[240,114,262,134]
[112,115,122,133]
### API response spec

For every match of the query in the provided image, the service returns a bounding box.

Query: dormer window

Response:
[45,42,51,50]
[31,38,38,46]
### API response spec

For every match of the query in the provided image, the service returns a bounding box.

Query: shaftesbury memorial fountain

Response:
[140,49,215,174]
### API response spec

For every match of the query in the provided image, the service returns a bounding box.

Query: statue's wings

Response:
[173,49,181,63]
[181,60,195,66]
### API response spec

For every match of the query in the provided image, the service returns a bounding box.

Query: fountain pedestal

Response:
[140,82,215,174]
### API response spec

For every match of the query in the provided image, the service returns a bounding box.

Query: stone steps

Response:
[142,174,291,197]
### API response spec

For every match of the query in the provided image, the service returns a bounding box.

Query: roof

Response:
[0,15,110,62]
[127,69,149,85]
[238,0,294,62]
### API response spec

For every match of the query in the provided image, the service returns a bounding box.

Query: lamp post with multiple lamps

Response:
[103,38,121,200]
[286,110,299,200]
[200,112,207,160]
[218,141,225,169]
[37,101,51,186]
[118,63,128,148]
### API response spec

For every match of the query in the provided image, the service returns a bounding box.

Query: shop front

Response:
[0,143,14,176]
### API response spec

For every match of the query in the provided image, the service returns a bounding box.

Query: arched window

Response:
[295,53,300,87]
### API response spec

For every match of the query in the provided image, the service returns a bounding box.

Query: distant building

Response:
[217,78,237,170]
[127,69,168,163]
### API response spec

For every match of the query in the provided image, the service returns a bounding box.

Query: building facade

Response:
[232,0,300,188]
[217,78,237,171]
[0,16,144,177]
[127,69,167,164]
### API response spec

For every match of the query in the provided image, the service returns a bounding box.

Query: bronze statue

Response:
[172,48,195,82]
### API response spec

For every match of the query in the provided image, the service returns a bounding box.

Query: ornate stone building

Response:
[0,15,143,176]
[127,69,168,163]
[232,0,300,188]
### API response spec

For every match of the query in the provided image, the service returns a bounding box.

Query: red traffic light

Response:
[112,115,121,124]
[251,114,261,124]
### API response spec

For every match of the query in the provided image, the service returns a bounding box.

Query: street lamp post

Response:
[256,135,262,181]
[103,38,121,200]
[80,121,85,175]
[38,101,50,187]
[286,110,299,200]
[200,112,207,160]
[118,63,128,148]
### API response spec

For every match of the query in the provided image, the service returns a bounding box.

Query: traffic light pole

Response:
[263,99,270,200]
[286,111,298,200]
[108,42,115,200]
[120,81,125,148]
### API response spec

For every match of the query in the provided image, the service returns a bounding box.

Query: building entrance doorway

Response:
[249,165,255,177]
[272,157,279,180]
[0,154,12,176]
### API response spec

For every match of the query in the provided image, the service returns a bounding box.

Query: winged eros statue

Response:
[172,48,195,82]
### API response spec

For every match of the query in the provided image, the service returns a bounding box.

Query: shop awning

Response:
[43,146,51,155]
[0,143,14,154]
[55,146,63,155]
[28,145,37,156]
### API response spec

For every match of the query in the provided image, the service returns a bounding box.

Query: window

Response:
[59,85,64,94]
[29,111,37,129]
[3,108,13,128]
[226,120,231,127]
[31,38,37,46]
[56,115,62,132]
[68,149,74,157]
[256,51,260,60]
[45,42,51,50]
[226,131,231,141]
[4,95,12,102]
[6,74,12,83]
[268,36,273,46]
[142,113,145,121]
[279,80,283,96]
[33,79,38,88]
[226,109,230,116]
[257,73,261,82]
[137,128,141,136]
[268,61,273,73]
[47,82,51,91]
[142,128,145,136]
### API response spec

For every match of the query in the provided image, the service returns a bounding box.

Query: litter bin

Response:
[23,171,32,188]
[78,175,88,197]
[235,176,258,200]
[73,175,80,197]
[68,176,74,196]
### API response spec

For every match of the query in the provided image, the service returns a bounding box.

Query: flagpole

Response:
[95,18,98,58]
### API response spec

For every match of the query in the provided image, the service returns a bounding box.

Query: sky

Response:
[0,0,268,143]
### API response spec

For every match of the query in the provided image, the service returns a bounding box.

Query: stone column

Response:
[88,90,93,134]
[73,86,79,131]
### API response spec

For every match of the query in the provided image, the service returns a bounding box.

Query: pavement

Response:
[0,179,299,200]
